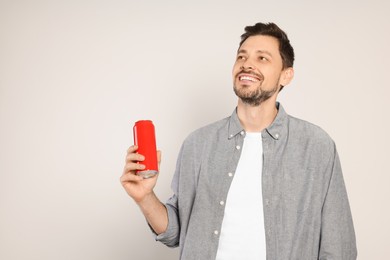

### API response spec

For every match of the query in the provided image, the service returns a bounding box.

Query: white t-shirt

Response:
[215,132,266,260]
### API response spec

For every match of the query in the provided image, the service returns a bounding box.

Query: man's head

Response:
[240,23,294,70]
[233,22,294,106]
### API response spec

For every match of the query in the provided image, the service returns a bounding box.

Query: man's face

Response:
[232,35,288,106]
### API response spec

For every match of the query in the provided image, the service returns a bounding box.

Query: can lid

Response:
[135,120,153,124]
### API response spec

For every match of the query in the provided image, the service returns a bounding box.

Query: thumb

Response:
[157,150,162,171]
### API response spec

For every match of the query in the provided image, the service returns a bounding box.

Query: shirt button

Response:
[228,172,233,177]
[240,131,245,135]
[219,201,225,206]
[214,230,219,235]
[275,133,279,139]
[229,134,234,138]
[236,145,241,150]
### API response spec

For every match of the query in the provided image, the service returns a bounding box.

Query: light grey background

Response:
[1,0,389,259]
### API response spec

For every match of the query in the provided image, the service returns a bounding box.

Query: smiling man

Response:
[121,22,357,260]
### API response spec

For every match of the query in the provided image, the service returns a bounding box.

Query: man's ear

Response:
[280,67,294,87]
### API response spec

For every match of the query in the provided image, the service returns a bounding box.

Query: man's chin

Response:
[234,92,262,106]
[235,92,276,107]
[234,89,260,101]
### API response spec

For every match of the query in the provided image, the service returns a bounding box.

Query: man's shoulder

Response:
[190,116,230,137]
[288,114,335,150]
[184,116,230,143]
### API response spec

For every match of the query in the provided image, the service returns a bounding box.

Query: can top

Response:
[134,120,153,124]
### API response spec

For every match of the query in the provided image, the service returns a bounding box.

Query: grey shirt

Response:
[155,103,357,260]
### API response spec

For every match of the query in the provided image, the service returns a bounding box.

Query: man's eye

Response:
[237,56,246,60]
[259,56,268,61]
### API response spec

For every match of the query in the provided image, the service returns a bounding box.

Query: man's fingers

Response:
[120,172,143,183]
[157,150,161,163]
[123,162,145,173]
[127,145,138,153]
[126,152,145,163]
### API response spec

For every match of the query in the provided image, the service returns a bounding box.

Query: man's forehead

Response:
[238,35,279,53]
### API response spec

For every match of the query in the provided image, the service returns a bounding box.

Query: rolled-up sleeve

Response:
[319,146,357,259]
[153,194,180,247]
[151,144,185,247]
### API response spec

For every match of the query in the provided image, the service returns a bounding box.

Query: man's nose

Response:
[241,59,254,70]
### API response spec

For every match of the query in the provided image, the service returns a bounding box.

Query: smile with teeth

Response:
[239,75,259,82]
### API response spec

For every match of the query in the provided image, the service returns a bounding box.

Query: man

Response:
[121,22,357,259]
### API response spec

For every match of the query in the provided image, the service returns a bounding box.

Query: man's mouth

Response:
[239,75,259,82]
[238,73,262,82]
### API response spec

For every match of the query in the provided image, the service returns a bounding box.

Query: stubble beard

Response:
[233,82,279,107]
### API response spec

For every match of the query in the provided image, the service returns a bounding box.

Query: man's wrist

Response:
[136,191,158,210]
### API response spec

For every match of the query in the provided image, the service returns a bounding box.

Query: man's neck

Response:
[237,99,278,132]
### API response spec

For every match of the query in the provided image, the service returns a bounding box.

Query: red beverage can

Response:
[133,120,158,178]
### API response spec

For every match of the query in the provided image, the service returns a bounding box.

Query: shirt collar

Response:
[227,102,288,140]
[263,102,288,140]
[227,107,244,139]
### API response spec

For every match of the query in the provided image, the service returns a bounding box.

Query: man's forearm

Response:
[137,192,168,235]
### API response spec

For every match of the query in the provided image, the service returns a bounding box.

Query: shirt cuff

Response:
[150,203,180,248]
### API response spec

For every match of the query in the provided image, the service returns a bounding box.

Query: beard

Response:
[233,82,279,107]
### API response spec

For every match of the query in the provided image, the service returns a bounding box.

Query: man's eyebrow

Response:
[236,49,273,57]
[257,50,273,57]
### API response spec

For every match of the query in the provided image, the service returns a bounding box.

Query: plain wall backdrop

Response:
[1,0,389,259]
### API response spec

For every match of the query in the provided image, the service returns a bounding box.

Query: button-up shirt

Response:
[154,103,357,260]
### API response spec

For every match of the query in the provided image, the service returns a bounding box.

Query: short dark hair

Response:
[240,22,295,69]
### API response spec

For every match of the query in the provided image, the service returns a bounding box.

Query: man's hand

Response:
[120,145,161,204]
[120,145,167,234]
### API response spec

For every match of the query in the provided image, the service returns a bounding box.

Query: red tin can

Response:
[133,120,158,178]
